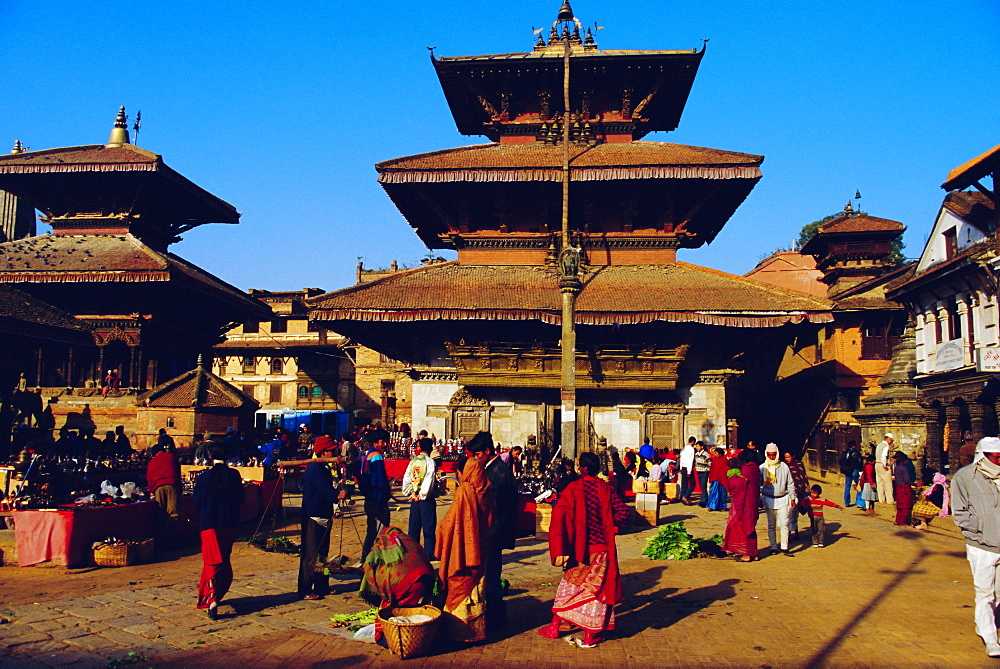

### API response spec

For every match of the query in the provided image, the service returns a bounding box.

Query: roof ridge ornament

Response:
[106,106,131,148]
[11,139,24,154]
[557,0,575,22]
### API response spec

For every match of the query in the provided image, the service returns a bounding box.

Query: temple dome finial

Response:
[11,140,24,154]
[557,0,575,22]
[106,106,131,148]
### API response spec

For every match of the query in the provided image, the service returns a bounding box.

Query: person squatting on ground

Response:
[808,485,842,547]
[912,472,950,531]
[951,436,1000,658]
[435,439,494,642]
[760,443,795,556]
[193,445,245,620]
[402,437,437,560]
[359,526,436,644]
[537,451,629,649]
[359,428,391,564]
[875,433,895,505]
[297,439,339,600]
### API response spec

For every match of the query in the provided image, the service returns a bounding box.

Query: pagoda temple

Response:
[310,3,832,454]
[0,108,270,435]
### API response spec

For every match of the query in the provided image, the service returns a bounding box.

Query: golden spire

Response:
[11,140,24,154]
[557,0,575,22]
[105,106,131,148]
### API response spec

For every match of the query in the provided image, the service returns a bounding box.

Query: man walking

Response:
[839,441,863,507]
[874,433,895,505]
[298,439,338,600]
[403,437,437,559]
[952,436,1000,658]
[358,428,391,564]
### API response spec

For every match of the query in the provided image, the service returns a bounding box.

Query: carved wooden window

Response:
[242,356,256,373]
[269,384,282,404]
[270,358,283,374]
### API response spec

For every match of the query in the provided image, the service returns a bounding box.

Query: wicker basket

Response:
[93,543,133,567]
[134,538,155,563]
[378,605,441,660]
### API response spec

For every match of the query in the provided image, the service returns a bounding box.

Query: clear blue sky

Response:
[2,0,997,293]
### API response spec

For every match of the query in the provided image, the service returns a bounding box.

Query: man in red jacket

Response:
[147,442,182,519]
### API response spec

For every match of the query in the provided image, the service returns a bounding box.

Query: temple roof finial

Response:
[557,0,575,22]
[844,200,854,214]
[106,106,131,148]
[11,140,24,154]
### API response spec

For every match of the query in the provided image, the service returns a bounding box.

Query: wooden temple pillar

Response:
[970,401,986,444]
[66,346,74,388]
[946,404,964,473]
[924,404,943,472]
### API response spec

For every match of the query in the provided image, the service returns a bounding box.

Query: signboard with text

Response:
[979,347,1000,373]
[935,339,965,372]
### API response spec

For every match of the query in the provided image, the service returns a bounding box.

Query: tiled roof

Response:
[139,365,257,409]
[0,144,158,171]
[0,233,271,318]
[817,213,905,235]
[942,143,1000,191]
[309,261,832,328]
[376,142,762,183]
[0,284,92,344]
[0,144,239,226]
[943,190,995,232]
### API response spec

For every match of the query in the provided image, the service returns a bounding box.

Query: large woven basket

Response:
[93,543,133,567]
[134,538,155,563]
[378,605,441,660]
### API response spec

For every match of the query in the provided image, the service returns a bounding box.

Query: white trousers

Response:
[876,465,894,504]
[765,505,790,551]
[967,544,1000,645]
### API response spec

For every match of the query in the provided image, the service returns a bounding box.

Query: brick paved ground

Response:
[1,479,995,668]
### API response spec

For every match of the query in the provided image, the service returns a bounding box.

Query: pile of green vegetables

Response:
[642,522,725,560]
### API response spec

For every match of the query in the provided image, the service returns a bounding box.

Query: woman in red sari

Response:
[723,450,762,562]
[538,452,629,649]
[193,445,245,619]
[435,435,494,642]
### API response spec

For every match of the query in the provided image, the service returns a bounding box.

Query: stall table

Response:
[12,501,157,567]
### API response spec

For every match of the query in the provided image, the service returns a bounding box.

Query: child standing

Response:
[809,484,842,547]
[859,454,878,515]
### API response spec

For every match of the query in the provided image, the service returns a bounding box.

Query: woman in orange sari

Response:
[435,433,494,642]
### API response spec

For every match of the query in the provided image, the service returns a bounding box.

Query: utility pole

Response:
[556,0,581,460]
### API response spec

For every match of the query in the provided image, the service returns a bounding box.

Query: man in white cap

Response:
[953,436,1000,657]
[760,443,796,556]
[874,433,895,505]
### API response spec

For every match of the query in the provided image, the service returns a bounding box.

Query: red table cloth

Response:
[12,501,156,567]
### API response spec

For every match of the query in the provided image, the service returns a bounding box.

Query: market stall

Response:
[12,500,157,567]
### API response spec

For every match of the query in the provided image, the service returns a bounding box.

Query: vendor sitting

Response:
[359,526,436,643]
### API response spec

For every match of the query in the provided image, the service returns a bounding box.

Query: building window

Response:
[947,299,962,341]
[944,227,958,260]
[381,380,396,398]
[242,356,256,373]
[312,386,323,398]
[270,358,283,374]
[241,384,255,398]
[269,384,282,404]
[298,385,309,398]
[166,416,175,428]
[244,321,259,334]
[830,389,860,412]
[271,319,287,334]
[861,314,904,360]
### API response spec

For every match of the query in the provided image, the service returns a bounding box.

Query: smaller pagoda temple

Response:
[0,108,271,439]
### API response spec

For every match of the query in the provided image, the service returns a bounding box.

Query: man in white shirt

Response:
[760,443,796,555]
[679,437,696,505]
[402,437,437,560]
[875,433,895,505]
